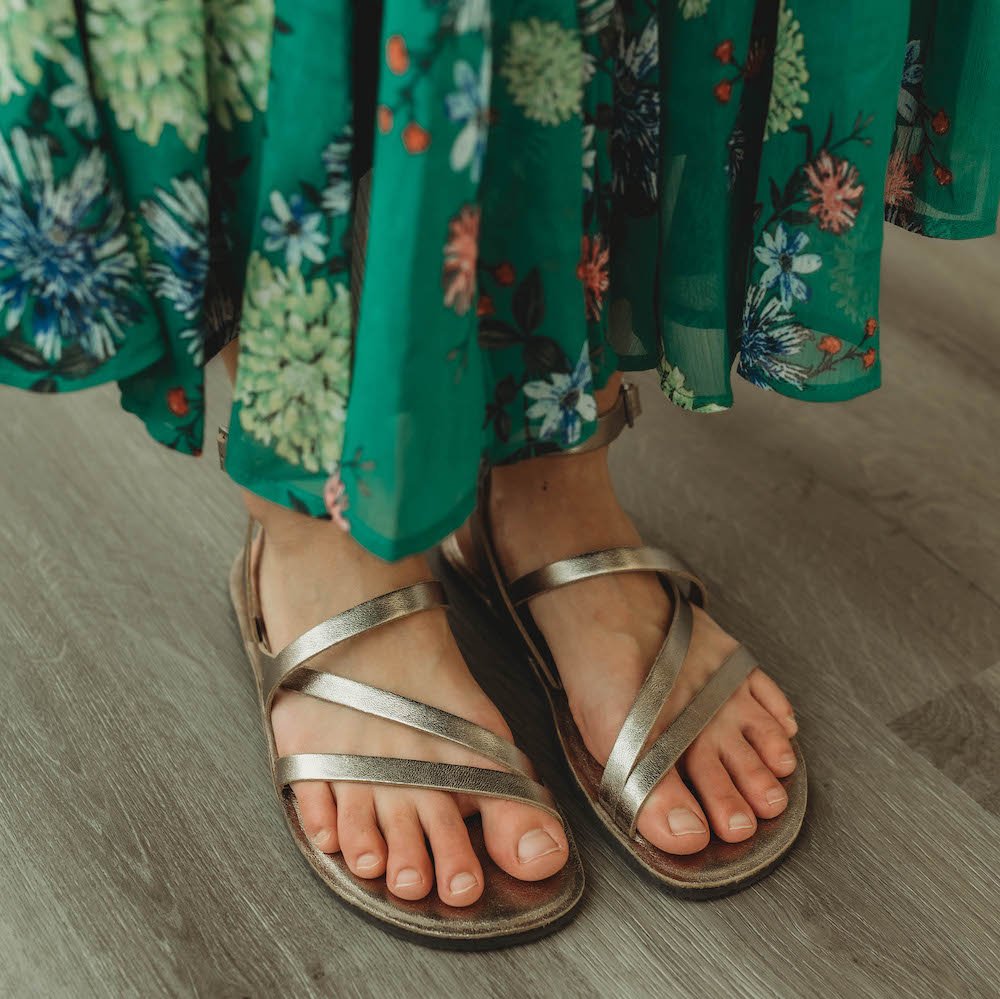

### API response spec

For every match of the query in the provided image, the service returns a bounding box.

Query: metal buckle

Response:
[621,381,641,427]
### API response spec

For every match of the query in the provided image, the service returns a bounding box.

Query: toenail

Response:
[449,872,479,895]
[356,852,381,871]
[394,867,422,889]
[729,812,754,831]
[517,828,560,863]
[765,787,787,805]
[310,828,334,850]
[779,753,796,768]
[667,807,706,837]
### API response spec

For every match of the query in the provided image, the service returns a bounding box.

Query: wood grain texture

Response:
[0,225,998,998]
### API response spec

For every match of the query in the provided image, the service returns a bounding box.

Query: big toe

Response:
[634,768,711,855]
[479,798,569,881]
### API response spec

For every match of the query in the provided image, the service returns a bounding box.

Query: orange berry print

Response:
[713,80,733,103]
[386,35,409,75]
[402,122,431,154]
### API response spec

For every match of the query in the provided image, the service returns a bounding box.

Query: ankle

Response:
[491,446,610,506]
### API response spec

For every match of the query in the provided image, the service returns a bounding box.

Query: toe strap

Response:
[618,645,759,837]
[598,580,693,821]
[275,754,563,825]
[282,669,536,779]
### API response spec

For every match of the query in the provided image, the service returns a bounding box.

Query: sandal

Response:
[440,383,807,898]
[226,510,585,949]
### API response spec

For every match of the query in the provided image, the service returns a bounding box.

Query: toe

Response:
[634,768,710,855]
[293,781,340,854]
[749,670,797,736]
[418,793,484,907]
[684,744,757,842]
[744,714,798,778]
[720,736,789,820]
[335,785,387,879]
[479,798,569,882]
[376,793,433,901]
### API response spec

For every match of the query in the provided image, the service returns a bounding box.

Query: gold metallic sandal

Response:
[441,383,807,898]
[227,515,584,948]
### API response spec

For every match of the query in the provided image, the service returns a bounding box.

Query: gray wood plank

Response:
[1,223,998,997]
[889,660,1000,816]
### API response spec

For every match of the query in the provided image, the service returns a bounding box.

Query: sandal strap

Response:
[557,381,641,455]
[260,582,447,703]
[618,645,760,837]
[507,546,706,609]
[597,581,694,821]
[282,668,535,778]
[275,754,562,824]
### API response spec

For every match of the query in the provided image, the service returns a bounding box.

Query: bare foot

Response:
[245,494,569,907]
[456,443,798,855]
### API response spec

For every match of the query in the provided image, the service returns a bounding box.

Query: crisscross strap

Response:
[507,546,706,608]
[617,645,760,837]
[275,754,562,824]
[261,582,447,703]
[281,668,534,778]
[597,581,693,821]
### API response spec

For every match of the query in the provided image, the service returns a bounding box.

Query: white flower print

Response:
[445,49,492,183]
[754,223,822,308]
[140,175,209,365]
[261,191,328,269]
[321,127,353,217]
[451,0,491,34]
[524,342,598,445]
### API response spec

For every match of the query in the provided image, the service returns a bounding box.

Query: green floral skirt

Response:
[1,2,997,559]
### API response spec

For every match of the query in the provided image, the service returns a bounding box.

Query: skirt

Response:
[1,1,997,559]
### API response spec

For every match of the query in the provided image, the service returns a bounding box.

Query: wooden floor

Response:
[1,225,998,998]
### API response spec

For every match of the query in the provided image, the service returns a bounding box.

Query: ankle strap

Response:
[558,381,641,456]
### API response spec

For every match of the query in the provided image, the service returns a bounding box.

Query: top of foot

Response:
[245,506,570,909]
[462,443,799,855]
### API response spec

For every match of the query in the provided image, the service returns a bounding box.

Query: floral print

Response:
[0,128,140,364]
[612,17,660,210]
[765,1,809,140]
[262,192,328,269]
[679,0,711,18]
[0,1,74,104]
[1,1,998,561]
[443,205,480,315]
[577,235,610,320]
[524,343,597,446]
[501,19,586,126]
[805,152,864,234]
[140,176,209,365]
[446,51,492,182]
[235,254,351,475]
[754,224,822,308]
[736,284,810,390]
